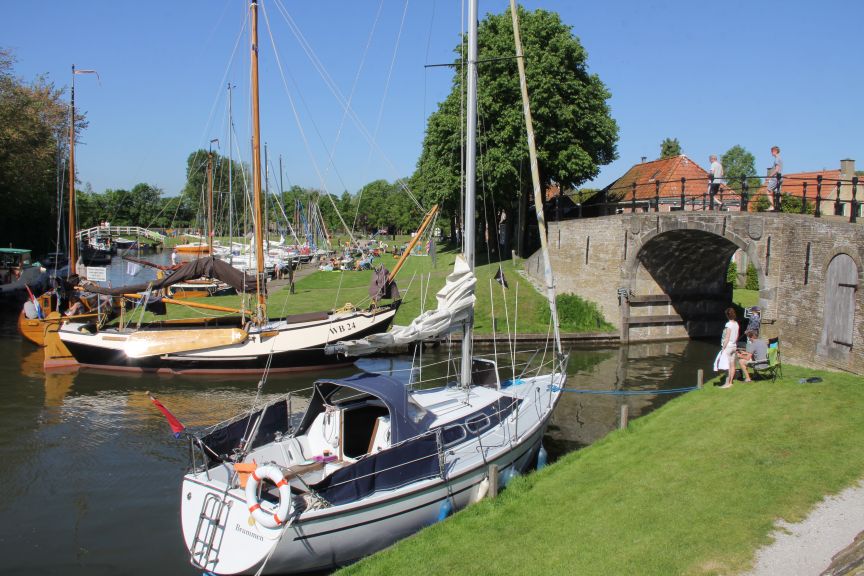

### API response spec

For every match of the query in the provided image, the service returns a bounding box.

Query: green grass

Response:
[339,365,864,576]
[128,244,614,334]
[733,288,759,309]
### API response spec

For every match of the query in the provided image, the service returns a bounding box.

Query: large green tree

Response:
[415,6,618,255]
[0,49,77,253]
[721,145,761,195]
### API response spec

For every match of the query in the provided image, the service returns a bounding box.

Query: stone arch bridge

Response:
[525,213,863,374]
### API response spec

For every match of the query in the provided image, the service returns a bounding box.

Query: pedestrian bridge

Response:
[526,212,863,374]
[76,226,166,244]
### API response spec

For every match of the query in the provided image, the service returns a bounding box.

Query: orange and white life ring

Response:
[245,464,292,529]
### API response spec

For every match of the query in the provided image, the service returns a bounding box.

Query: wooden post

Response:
[619,404,629,430]
[488,464,499,499]
[697,368,704,390]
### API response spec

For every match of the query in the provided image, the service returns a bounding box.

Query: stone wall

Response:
[526,213,864,374]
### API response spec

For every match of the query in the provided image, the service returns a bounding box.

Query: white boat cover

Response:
[333,255,476,356]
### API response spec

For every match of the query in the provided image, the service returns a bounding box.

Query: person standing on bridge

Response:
[766,146,782,211]
[708,155,724,209]
[714,307,740,388]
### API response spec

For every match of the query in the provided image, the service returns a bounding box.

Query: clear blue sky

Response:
[3,1,861,199]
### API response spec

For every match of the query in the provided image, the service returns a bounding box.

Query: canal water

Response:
[0,254,718,575]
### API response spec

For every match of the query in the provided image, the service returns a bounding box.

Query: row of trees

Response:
[3,5,621,256]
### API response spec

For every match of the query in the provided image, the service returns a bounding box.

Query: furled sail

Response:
[328,255,476,357]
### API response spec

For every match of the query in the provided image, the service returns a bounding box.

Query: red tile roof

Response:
[755,169,841,197]
[603,155,737,201]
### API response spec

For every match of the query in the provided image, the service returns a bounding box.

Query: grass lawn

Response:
[733,288,759,309]
[128,244,614,335]
[339,364,864,576]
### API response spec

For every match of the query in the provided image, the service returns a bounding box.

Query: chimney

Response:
[840,159,855,179]
[641,156,647,163]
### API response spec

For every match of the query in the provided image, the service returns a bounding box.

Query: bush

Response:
[542,293,615,332]
[745,263,759,290]
[726,261,738,287]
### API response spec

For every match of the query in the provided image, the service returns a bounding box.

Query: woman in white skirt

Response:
[713,307,740,388]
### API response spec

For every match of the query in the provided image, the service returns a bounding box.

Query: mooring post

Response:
[619,404,629,430]
[488,464,499,498]
[697,368,704,390]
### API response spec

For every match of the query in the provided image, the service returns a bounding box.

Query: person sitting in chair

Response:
[737,330,768,382]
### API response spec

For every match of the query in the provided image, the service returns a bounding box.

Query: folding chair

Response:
[751,338,782,382]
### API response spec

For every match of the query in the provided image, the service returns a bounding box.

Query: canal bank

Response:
[338,364,864,576]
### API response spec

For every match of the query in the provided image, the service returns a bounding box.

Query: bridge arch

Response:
[620,222,765,341]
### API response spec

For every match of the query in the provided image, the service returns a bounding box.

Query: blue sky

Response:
[3,1,861,199]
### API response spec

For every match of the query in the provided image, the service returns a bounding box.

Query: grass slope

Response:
[340,365,864,576]
[140,245,614,335]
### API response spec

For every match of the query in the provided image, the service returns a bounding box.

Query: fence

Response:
[565,174,861,224]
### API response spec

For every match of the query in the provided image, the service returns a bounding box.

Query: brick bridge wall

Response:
[525,213,864,374]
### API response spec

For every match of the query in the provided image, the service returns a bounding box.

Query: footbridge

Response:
[526,212,863,374]
[76,226,166,244]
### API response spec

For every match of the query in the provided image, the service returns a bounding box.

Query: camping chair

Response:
[751,337,782,382]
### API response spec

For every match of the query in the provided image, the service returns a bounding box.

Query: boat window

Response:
[465,413,491,435]
[441,424,466,447]
[341,404,389,459]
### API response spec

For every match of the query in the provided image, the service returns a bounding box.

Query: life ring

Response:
[245,464,292,529]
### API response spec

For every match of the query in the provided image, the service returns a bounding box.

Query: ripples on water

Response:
[0,306,717,575]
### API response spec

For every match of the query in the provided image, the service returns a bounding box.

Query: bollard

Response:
[488,464,499,499]
[619,404,629,430]
[697,368,704,390]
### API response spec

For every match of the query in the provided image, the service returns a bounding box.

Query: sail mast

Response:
[250,0,266,321]
[509,1,562,356]
[460,0,479,387]
[207,146,214,255]
[68,65,77,276]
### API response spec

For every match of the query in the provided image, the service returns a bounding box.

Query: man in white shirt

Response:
[709,155,724,209]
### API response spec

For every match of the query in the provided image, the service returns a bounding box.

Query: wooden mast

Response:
[509,0,562,356]
[68,65,77,277]
[250,0,266,322]
[207,148,214,254]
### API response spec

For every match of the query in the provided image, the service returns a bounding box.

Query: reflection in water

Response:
[0,325,717,575]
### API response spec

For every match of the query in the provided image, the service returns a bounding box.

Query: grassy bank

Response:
[339,365,864,576]
[135,245,615,335]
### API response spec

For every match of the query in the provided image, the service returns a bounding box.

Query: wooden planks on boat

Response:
[125,327,248,358]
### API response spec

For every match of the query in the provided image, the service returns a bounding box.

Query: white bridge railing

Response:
[76,226,166,243]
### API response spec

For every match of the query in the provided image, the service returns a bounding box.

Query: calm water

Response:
[0,256,718,575]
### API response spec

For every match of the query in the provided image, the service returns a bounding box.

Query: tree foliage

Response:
[721,144,761,194]
[0,48,75,253]
[414,6,618,254]
[660,137,681,158]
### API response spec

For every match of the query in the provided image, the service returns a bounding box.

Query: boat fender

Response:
[536,445,548,470]
[436,498,453,522]
[245,464,292,529]
[500,466,519,487]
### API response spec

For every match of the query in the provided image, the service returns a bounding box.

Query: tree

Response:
[721,145,761,195]
[660,138,681,158]
[0,48,77,253]
[415,6,618,256]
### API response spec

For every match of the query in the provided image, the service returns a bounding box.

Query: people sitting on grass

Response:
[736,329,769,382]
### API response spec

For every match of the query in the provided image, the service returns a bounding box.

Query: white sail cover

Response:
[332,255,476,357]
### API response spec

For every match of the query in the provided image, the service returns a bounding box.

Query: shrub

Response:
[745,263,759,290]
[726,261,738,287]
[542,293,615,332]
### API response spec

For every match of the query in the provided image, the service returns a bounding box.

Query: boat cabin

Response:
[0,248,33,284]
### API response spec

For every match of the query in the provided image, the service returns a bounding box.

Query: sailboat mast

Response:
[68,65,77,276]
[460,0,479,387]
[228,83,234,266]
[250,0,267,320]
[509,0,562,356]
[207,148,214,254]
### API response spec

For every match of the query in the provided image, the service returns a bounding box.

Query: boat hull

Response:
[58,305,399,374]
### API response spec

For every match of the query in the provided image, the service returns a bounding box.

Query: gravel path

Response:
[743,479,864,576]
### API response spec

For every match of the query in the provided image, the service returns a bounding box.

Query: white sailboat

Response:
[177,1,567,573]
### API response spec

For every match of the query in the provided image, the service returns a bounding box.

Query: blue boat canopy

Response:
[296,372,434,443]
